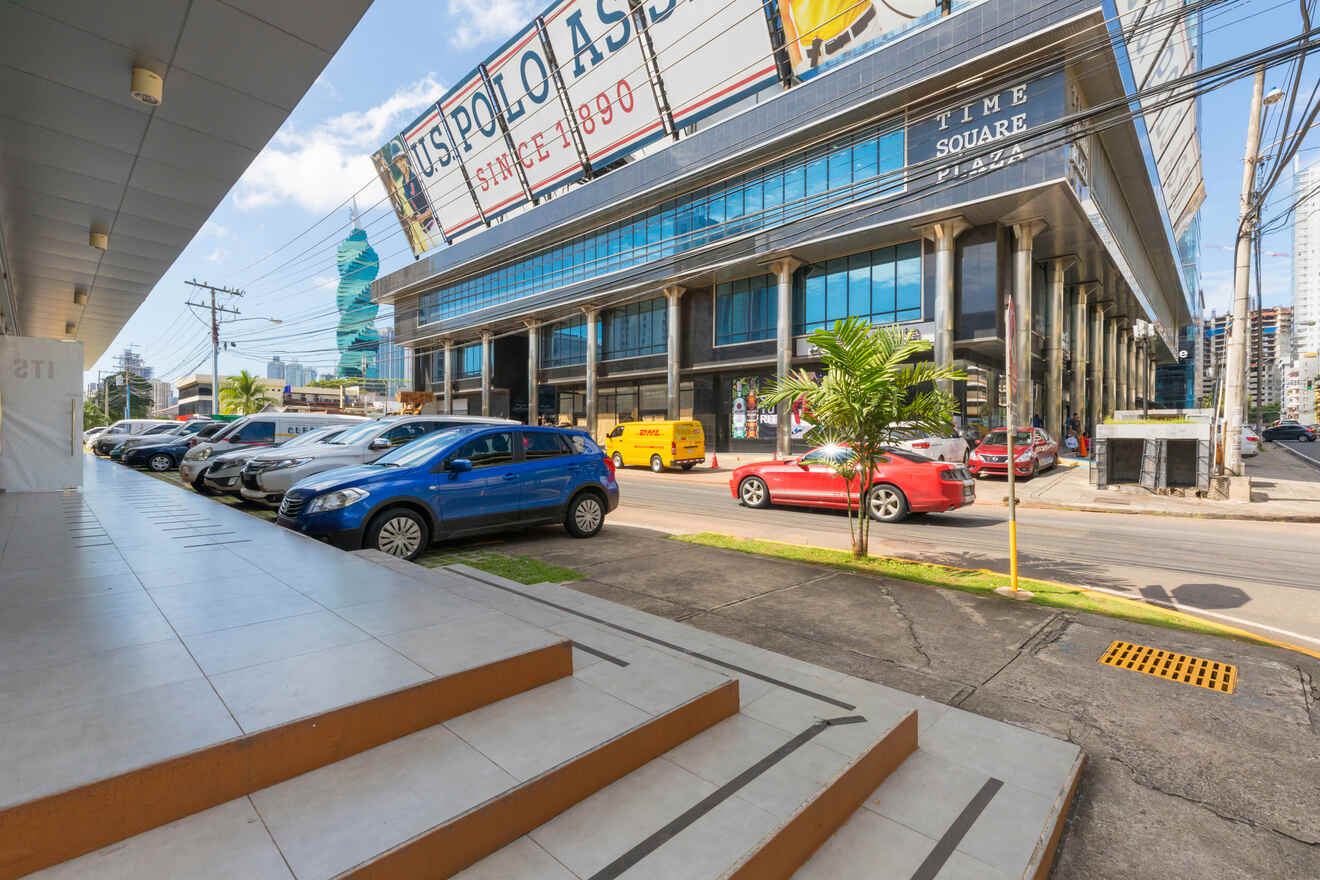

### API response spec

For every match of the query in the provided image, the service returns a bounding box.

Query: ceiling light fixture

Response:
[89,231,108,250]
[130,66,163,106]
[73,288,88,306]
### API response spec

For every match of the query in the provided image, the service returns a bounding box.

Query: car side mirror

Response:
[368,437,391,450]
[796,459,808,468]
[448,458,472,474]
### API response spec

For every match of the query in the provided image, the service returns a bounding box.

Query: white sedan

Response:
[891,425,970,462]
[1242,426,1260,458]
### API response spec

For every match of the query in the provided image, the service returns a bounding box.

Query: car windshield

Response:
[374,427,472,467]
[282,427,341,448]
[983,430,1033,446]
[325,420,390,445]
[212,418,249,442]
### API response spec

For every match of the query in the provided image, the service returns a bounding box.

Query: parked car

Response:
[179,413,365,493]
[967,428,1059,479]
[604,419,706,471]
[277,425,618,560]
[1262,423,1315,442]
[201,425,359,495]
[729,444,974,523]
[122,422,227,471]
[1241,426,1260,457]
[91,419,177,455]
[112,420,215,461]
[890,423,969,462]
[239,414,514,507]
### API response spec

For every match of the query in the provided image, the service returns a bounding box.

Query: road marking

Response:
[1084,585,1320,647]
[1274,440,1320,469]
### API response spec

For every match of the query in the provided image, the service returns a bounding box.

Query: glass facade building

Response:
[419,123,905,326]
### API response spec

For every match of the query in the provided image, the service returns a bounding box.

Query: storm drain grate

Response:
[1098,641,1237,693]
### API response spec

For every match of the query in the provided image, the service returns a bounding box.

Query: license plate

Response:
[962,483,974,501]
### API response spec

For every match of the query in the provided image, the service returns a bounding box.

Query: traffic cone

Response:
[710,450,719,468]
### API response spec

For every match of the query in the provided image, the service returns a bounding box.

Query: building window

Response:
[602,298,667,360]
[715,275,777,345]
[793,241,922,335]
[418,123,905,325]
[541,317,593,367]
[458,343,482,377]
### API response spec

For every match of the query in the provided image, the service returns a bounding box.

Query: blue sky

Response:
[87,0,1311,386]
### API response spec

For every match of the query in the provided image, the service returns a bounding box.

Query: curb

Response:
[673,534,1320,662]
[1006,499,1320,523]
[1272,439,1320,470]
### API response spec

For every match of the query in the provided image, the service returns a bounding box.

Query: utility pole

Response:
[184,279,243,416]
[1223,68,1266,476]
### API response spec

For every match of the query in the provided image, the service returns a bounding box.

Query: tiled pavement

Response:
[1,457,1082,878]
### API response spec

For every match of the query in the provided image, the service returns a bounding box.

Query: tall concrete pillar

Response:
[1150,352,1158,402]
[1090,302,1104,433]
[1129,330,1140,407]
[585,308,599,439]
[916,217,970,395]
[772,256,804,459]
[443,340,453,414]
[1072,282,1094,433]
[527,320,540,425]
[1115,325,1128,413]
[664,286,685,419]
[1010,219,1046,430]
[1043,256,1075,442]
[480,330,492,417]
[1105,319,1118,419]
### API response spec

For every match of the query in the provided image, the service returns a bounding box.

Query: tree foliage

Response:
[219,370,277,415]
[759,318,964,559]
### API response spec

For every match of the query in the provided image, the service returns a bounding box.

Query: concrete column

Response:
[771,256,804,459]
[1043,256,1075,442]
[1072,282,1093,434]
[1129,331,1140,407]
[1105,319,1118,419]
[480,330,492,417]
[1090,302,1104,433]
[526,320,540,425]
[1010,219,1046,430]
[443,340,453,414]
[585,308,599,439]
[1115,325,1128,413]
[916,217,970,395]
[1150,352,1158,402]
[664,286,685,419]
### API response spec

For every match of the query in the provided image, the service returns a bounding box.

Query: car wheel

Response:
[367,508,429,560]
[937,455,945,462]
[565,492,605,538]
[739,476,771,509]
[1030,460,1040,479]
[192,476,215,496]
[612,451,625,469]
[650,454,664,473]
[148,453,174,472]
[867,484,909,523]
[962,448,970,463]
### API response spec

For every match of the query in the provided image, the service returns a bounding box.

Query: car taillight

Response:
[671,442,676,456]
[938,466,962,481]
[1247,435,1259,442]
[912,441,930,448]
[603,453,615,478]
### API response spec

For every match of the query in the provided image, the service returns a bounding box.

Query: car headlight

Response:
[968,451,981,461]
[1015,450,1034,462]
[267,458,312,470]
[306,487,369,514]
[185,444,213,461]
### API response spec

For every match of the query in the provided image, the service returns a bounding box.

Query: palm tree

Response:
[219,370,276,415]
[760,318,964,559]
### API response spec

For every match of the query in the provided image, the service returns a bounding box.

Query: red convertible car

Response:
[730,445,975,522]
[967,428,1059,479]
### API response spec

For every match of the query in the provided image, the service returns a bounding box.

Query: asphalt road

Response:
[1275,437,1320,470]
[609,470,1320,649]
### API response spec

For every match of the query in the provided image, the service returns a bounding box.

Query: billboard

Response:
[375,0,981,257]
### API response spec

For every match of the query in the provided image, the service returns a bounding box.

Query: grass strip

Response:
[673,533,1288,650]
[416,549,582,585]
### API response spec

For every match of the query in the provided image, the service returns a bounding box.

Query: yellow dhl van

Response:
[605,420,706,472]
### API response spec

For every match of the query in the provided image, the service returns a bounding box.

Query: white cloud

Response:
[199,220,228,238]
[1200,261,1292,315]
[234,74,446,214]
[446,0,538,49]
[205,247,226,263]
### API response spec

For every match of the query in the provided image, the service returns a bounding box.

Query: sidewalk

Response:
[489,524,1320,879]
[1002,445,1320,521]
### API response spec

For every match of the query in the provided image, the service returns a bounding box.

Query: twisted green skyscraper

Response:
[336,216,380,378]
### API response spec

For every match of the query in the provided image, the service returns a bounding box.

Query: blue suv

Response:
[277,425,619,559]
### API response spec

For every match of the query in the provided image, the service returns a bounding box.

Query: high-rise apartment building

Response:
[1201,307,1293,407]
[1295,158,1320,359]
[266,356,285,381]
